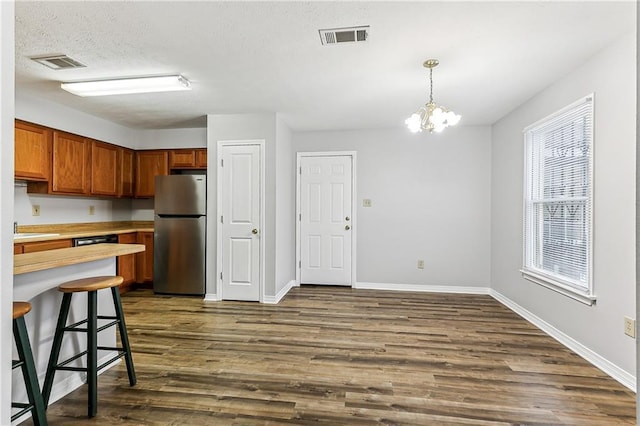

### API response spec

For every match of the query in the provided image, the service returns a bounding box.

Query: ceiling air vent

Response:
[30,54,86,70]
[319,26,369,46]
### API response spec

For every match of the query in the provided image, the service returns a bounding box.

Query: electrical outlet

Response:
[624,317,636,338]
[32,205,40,216]
[89,205,95,215]
[363,199,372,207]
[417,259,424,269]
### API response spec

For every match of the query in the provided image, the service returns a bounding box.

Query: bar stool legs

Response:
[41,293,71,409]
[42,276,136,418]
[12,302,48,426]
[112,287,137,386]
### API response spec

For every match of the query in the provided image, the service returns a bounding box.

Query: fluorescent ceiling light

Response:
[61,75,191,97]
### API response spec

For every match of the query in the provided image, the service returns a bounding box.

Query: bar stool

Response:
[12,301,48,425]
[42,276,136,418]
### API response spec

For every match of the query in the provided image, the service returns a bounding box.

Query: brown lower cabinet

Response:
[117,231,154,293]
[20,239,73,253]
[117,233,137,292]
[135,231,154,284]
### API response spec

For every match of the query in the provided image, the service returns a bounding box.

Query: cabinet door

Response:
[14,244,24,255]
[135,151,168,198]
[117,233,137,289]
[136,231,154,283]
[91,140,119,196]
[195,149,207,168]
[22,239,73,253]
[15,120,51,181]
[118,148,135,197]
[51,131,91,195]
[169,149,196,168]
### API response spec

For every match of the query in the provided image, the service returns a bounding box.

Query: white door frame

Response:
[296,151,357,287]
[216,139,266,302]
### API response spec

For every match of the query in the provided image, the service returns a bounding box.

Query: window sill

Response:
[520,269,596,306]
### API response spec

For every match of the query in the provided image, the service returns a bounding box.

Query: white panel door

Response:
[300,155,352,285]
[221,144,261,301]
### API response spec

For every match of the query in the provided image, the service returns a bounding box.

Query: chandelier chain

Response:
[429,67,433,104]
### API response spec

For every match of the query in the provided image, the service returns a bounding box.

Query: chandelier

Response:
[405,59,461,133]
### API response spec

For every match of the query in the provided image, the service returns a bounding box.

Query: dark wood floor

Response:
[38,286,635,425]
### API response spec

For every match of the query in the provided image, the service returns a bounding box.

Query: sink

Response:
[14,233,60,239]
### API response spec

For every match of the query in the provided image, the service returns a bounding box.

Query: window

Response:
[522,94,594,305]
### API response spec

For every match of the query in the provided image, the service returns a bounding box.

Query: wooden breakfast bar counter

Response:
[12,243,145,422]
[14,243,145,275]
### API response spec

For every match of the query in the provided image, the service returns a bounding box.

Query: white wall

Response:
[0,2,14,423]
[14,184,131,226]
[274,116,295,295]
[491,32,636,377]
[136,127,206,149]
[636,2,640,413]
[294,126,492,289]
[15,92,137,149]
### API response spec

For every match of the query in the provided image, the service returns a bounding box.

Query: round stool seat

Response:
[58,276,124,293]
[13,301,32,320]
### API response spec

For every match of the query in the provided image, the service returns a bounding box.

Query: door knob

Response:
[251,228,258,234]
[345,216,350,221]
[345,225,351,230]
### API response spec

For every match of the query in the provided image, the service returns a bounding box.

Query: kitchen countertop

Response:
[14,221,154,243]
[14,243,146,275]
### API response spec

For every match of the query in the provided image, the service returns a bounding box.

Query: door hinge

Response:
[220,272,223,280]
[299,260,301,268]
[299,213,301,221]
[299,166,302,175]
[221,159,224,167]
[220,215,223,223]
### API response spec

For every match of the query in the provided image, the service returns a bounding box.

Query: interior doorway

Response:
[296,152,356,286]
[216,140,265,301]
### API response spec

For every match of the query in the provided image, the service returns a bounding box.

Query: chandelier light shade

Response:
[405,59,460,133]
[60,75,191,97]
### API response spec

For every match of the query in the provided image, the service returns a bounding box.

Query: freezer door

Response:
[155,175,206,215]
[154,216,205,295]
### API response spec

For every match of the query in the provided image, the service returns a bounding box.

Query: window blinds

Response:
[524,95,593,292]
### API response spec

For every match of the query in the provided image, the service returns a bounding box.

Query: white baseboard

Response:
[264,280,299,304]
[12,355,121,425]
[203,293,220,301]
[490,289,636,392]
[354,281,491,295]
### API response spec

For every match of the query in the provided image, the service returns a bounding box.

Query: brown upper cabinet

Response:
[135,150,169,198]
[15,120,51,181]
[90,140,119,196]
[118,147,135,197]
[169,148,207,169]
[15,120,204,198]
[196,149,208,168]
[28,130,91,196]
[51,131,91,195]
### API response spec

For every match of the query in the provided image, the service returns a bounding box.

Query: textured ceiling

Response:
[14,1,635,131]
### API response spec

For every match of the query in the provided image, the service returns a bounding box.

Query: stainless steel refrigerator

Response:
[154,175,206,295]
